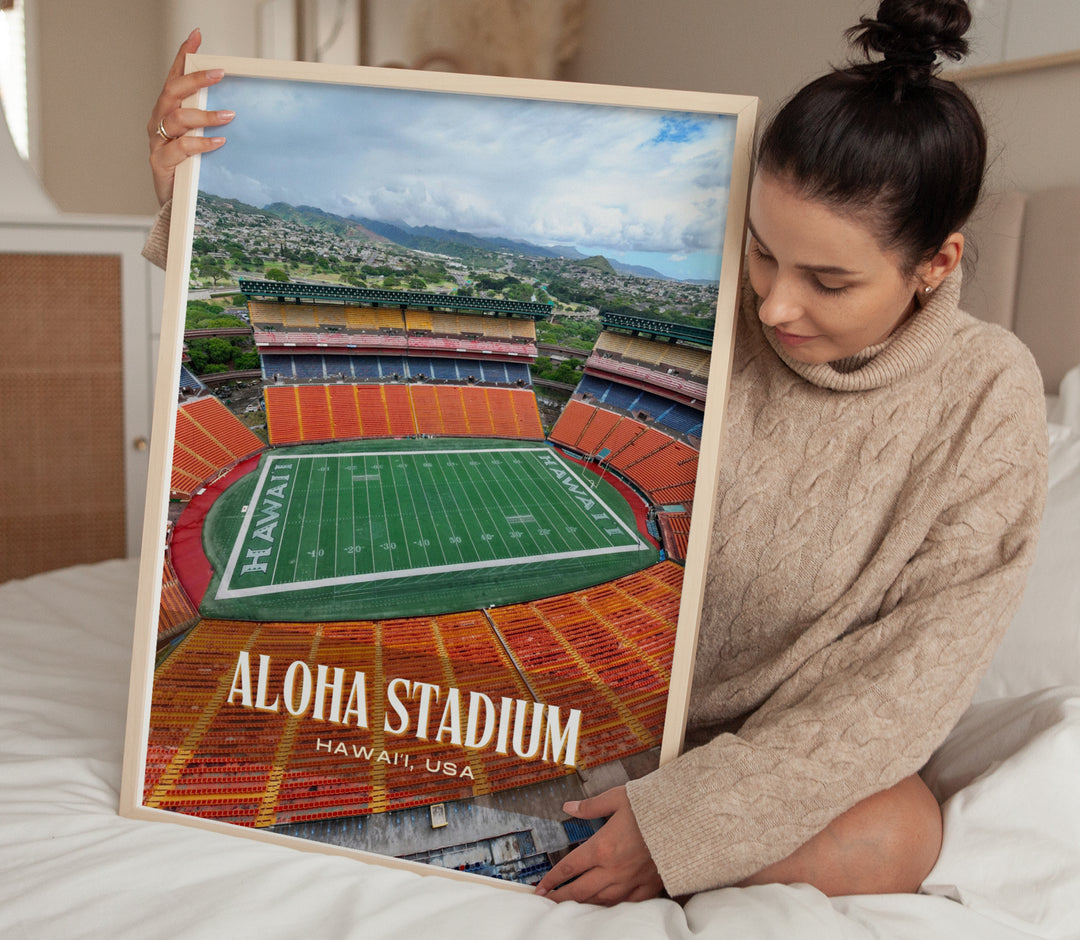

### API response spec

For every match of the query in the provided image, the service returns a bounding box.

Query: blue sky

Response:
[202,76,736,281]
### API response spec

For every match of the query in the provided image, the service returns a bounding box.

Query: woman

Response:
[146,1,1047,905]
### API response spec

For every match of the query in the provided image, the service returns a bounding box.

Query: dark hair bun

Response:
[847,0,972,78]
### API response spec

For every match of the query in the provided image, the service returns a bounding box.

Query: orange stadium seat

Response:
[595,416,645,462]
[607,425,668,471]
[382,385,418,436]
[508,388,545,439]
[650,481,696,506]
[487,388,522,438]
[630,440,698,494]
[410,385,443,435]
[461,387,495,437]
[548,400,593,449]
[327,385,363,439]
[144,560,685,824]
[575,406,621,455]
[657,511,692,561]
[295,386,334,441]
[182,397,263,460]
[432,387,470,436]
[354,385,392,437]
[158,558,199,641]
[265,386,303,445]
[171,396,265,495]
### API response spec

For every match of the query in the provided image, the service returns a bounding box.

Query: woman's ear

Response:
[920,232,964,291]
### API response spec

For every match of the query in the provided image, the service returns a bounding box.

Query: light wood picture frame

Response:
[121,54,756,891]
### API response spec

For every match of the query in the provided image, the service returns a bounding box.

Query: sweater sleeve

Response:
[141,199,172,271]
[626,370,1048,897]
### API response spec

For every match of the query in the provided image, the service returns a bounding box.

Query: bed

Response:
[3,200,1079,937]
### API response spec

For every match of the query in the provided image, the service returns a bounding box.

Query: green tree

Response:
[552,358,584,384]
[265,266,289,282]
[192,336,236,364]
[196,259,229,285]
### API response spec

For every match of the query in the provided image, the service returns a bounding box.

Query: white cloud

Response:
[200,75,736,258]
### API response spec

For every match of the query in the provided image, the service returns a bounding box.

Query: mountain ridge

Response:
[213,193,693,282]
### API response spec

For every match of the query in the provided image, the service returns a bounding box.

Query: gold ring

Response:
[157,117,180,141]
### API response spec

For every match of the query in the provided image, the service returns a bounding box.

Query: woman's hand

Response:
[147,28,234,206]
[534,786,663,905]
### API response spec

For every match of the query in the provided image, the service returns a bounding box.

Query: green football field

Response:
[200,439,659,620]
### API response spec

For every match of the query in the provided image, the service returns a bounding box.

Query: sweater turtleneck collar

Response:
[753,267,963,392]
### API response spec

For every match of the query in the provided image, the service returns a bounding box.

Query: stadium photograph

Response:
[142,65,738,887]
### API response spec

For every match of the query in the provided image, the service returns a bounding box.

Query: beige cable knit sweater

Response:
[626,268,1047,896]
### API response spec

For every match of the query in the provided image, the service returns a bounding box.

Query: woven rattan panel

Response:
[0,253,125,581]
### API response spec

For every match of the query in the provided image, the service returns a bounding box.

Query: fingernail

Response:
[208,137,226,146]
[208,69,225,80]
[534,887,549,897]
[563,801,580,813]
[218,110,235,121]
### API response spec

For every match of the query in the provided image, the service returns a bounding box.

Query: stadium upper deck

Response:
[240,278,553,320]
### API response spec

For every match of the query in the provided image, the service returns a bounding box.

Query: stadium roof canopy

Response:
[239,278,552,320]
[600,311,713,348]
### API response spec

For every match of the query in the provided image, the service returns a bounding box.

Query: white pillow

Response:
[974,364,1080,702]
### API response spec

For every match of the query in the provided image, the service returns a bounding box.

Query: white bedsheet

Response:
[1,559,1077,939]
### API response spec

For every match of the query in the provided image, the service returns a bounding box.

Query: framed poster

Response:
[121,54,756,892]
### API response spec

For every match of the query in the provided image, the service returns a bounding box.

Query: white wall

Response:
[163,0,264,60]
[960,61,1080,193]
[564,0,859,115]
[24,0,1080,216]
[35,0,165,215]
[162,0,409,66]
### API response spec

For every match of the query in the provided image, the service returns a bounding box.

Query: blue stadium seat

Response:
[261,354,294,379]
[178,365,204,391]
[431,359,461,380]
[322,355,354,377]
[576,374,609,400]
[377,355,407,378]
[655,403,704,437]
[351,357,383,379]
[600,382,639,410]
[405,357,435,379]
[629,389,671,417]
[479,361,508,383]
[292,356,325,379]
[575,374,703,436]
[506,362,532,385]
